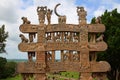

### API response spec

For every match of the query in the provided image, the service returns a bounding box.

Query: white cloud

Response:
[113,3,120,12]
[0,0,20,23]
[94,6,106,17]
[93,0,120,17]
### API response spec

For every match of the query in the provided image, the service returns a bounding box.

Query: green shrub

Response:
[0,57,17,79]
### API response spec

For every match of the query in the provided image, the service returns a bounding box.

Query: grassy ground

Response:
[1,72,108,80]
[47,71,79,80]
[1,72,79,80]
[1,75,22,80]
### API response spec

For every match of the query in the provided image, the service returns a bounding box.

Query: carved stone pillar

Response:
[35,23,46,79]
[61,32,64,42]
[80,73,91,80]
[61,50,64,62]
[34,73,46,80]
[69,32,72,42]
[36,51,45,62]
[79,26,90,80]
[52,51,55,62]
[69,51,73,61]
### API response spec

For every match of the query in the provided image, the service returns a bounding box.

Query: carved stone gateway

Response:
[17,4,111,80]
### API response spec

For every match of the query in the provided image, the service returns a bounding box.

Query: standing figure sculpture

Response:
[37,6,47,24]
[77,7,87,25]
[95,16,102,24]
[47,9,53,25]
[29,33,36,42]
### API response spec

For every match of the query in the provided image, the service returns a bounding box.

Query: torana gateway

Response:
[17,3,111,80]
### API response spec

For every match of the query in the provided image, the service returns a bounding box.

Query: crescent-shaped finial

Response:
[54,3,63,17]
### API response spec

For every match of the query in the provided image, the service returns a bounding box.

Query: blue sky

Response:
[0,0,120,59]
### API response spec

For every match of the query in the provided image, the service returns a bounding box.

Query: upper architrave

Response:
[19,24,105,33]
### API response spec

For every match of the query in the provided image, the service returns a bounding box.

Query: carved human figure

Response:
[46,52,52,61]
[29,33,36,42]
[77,7,87,25]
[64,32,70,42]
[21,17,31,24]
[37,6,47,24]
[46,33,52,42]
[89,33,96,43]
[28,52,32,62]
[54,32,61,42]
[73,33,79,42]
[19,34,28,43]
[63,51,69,61]
[28,52,35,62]
[73,52,79,61]
[95,16,102,24]
[90,52,97,62]
[46,35,51,41]
[47,9,52,25]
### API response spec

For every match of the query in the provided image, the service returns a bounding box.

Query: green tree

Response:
[0,25,8,53]
[91,9,120,80]
[0,57,17,79]
[0,57,7,78]
[3,62,17,78]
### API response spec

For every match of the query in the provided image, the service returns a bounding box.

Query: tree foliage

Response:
[0,25,8,53]
[91,9,120,80]
[0,57,17,79]
[0,57,7,78]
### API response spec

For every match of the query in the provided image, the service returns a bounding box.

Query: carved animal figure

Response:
[21,17,31,24]
[54,3,66,24]
[19,34,28,43]
[96,34,104,42]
